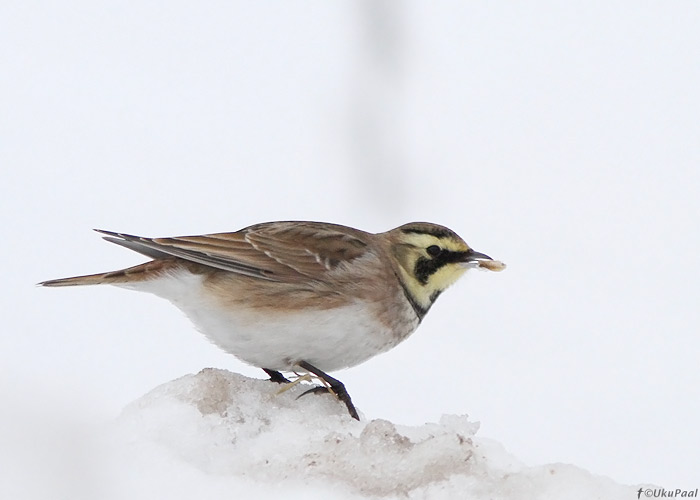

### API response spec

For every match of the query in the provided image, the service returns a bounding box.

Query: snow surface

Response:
[79,368,639,499]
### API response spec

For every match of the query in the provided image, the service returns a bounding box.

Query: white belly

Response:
[118,269,418,372]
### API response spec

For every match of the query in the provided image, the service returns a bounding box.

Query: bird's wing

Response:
[96,222,372,283]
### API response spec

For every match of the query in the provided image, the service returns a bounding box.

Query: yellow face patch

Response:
[392,232,471,310]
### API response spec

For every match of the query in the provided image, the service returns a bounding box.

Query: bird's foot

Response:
[263,368,291,384]
[296,361,360,421]
[275,373,313,395]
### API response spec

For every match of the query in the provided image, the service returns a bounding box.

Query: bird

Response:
[39,221,505,420]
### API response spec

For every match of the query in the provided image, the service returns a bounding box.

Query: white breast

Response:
[117,269,419,372]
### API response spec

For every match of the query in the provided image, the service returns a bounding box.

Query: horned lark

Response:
[40,221,505,420]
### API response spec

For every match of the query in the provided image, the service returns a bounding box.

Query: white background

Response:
[2,0,698,490]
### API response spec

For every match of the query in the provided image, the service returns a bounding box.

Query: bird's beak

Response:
[463,249,493,263]
[459,249,493,270]
[460,248,507,272]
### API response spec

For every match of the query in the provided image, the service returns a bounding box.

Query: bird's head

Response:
[384,222,504,317]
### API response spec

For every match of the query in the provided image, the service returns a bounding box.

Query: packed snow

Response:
[73,368,640,499]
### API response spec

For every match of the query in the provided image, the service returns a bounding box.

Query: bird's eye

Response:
[426,245,441,257]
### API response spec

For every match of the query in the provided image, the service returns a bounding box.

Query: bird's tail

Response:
[39,272,119,287]
[38,260,174,287]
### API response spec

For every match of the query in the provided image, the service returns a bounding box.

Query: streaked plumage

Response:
[40,221,505,419]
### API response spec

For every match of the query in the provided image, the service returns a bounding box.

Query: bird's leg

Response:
[263,368,291,384]
[296,360,360,421]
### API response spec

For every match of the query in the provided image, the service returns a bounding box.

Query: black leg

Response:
[297,360,359,421]
[263,368,291,384]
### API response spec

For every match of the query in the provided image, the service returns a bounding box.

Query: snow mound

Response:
[109,368,634,499]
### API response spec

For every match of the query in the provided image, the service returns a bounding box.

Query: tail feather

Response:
[39,272,120,287]
[38,260,177,287]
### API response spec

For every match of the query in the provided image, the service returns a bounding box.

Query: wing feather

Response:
[95,222,372,284]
